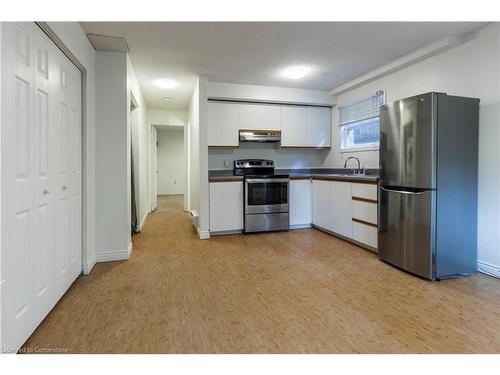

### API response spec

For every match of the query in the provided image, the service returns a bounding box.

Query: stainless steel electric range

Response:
[234,159,289,233]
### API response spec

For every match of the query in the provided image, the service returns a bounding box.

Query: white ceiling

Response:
[80,22,487,110]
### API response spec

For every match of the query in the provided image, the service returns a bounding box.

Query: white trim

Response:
[477,260,500,279]
[96,242,133,263]
[196,226,210,240]
[82,255,96,275]
[290,224,312,230]
[340,146,379,153]
[138,211,148,231]
[330,36,461,96]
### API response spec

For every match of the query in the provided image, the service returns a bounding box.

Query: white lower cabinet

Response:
[312,180,331,229]
[290,179,312,227]
[352,221,378,249]
[352,200,377,225]
[330,181,353,238]
[312,178,379,250]
[209,182,244,233]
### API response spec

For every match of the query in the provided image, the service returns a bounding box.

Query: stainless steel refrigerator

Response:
[378,92,479,280]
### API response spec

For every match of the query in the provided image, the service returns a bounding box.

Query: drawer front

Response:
[351,183,378,201]
[352,221,378,249]
[352,200,377,225]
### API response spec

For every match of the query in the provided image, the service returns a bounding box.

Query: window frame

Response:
[339,91,385,153]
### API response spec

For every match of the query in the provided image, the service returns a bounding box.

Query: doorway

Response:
[154,125,186,204]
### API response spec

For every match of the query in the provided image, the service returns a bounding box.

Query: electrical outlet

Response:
[224,160,231,168]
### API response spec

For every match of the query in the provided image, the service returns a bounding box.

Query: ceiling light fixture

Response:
[282,66,311,80]
[162,96,173,101]
[154,79,179,89]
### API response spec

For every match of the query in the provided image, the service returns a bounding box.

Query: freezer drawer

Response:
[378,187,435,279]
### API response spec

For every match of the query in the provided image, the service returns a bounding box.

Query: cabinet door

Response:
[290,179,312,226]
[330,181,352,237]
[207,101,239,146]
[312,180,330,229]
[239,102,281,130]
[307,107,331,147]
[209,182,243,232]
[281,106,307,147]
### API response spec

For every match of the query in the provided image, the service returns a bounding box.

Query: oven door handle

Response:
[245,178,289,183]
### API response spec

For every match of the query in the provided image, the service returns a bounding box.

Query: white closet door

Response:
[1,22,82,351]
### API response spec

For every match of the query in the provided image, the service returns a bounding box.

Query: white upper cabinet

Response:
[281,106,307,147]
[207,101,330,148]
[238,102,281,130]
[207,101,239,146]
[281,105,331,147]
[307,107,331,147]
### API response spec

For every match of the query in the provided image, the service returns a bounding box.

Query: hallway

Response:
[21,195,500,353]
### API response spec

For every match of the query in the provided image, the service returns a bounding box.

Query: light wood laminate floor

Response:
[21,195,500,353]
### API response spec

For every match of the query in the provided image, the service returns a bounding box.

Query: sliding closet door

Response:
[0,22,82,351]
[54,45,82,300]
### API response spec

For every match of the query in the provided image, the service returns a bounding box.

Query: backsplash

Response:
[208,142,330,169]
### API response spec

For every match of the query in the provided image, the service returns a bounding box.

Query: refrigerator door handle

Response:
[380,186,428,195]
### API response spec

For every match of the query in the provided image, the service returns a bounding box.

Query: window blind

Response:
[339,91,385,126]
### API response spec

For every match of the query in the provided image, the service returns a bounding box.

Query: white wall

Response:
[148,109,188,127]
[127,56,149,231]
[328,23,500,277]
[188,76,209,238]
[95,51,131,261]
[45,22,97,274]
[157,128,185,195]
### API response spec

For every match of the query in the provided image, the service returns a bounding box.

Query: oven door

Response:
[245,178,289,214]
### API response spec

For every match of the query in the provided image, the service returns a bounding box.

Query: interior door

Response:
[1,22,82,351]
[380,93,436,189]
[378,186,434,279]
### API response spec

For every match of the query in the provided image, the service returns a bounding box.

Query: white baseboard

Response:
[290,223,312,230]
[478,260,500,279]
[138,211,148,231]
[196,225,210,240]
[82,254,96,275]
[190,211,209,239]
[96,242,133,263]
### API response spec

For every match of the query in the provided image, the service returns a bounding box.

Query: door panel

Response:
[330,181,352,238]
[1,22,82,350]
[281,106,307,146]
[307,107,331,147]
[380,93,436,188]
[378,187,434,279]
[312,180,330,229]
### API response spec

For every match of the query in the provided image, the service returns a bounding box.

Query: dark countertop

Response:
[208,175,244,182]
[209,168,379,183]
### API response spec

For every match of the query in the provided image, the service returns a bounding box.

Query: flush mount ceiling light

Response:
[282,66,311,80]
[162,96,173,101]
[154,79,179,89]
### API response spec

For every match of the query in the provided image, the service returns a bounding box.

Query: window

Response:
[339,91,385,151]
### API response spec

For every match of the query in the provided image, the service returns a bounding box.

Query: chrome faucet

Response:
[343,156,361,175]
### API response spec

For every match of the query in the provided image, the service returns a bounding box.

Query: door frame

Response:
[36,22,88,274]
